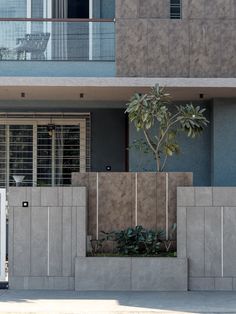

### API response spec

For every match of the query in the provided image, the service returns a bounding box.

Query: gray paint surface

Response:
[212,99,236,186]
[75,257,188,291]
[8,187,87,290]
[177,187,236,291]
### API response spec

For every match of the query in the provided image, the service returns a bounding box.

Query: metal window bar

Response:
[0,113,91,188]
[170,0,182,19]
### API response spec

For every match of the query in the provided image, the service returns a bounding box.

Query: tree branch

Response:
[161,155,168,172]
[143,129,156,154]
[156,118,180,156]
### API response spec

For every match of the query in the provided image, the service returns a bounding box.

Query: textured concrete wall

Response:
[72,172,192,242]
[8,187,86,290]
[177,187,236,291]
[116,1,236,77]
[75,257,188,291]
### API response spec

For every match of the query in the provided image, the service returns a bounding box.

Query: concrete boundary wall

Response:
[177,187,236,291]
[8,187,87,290]
[75,257,188,291]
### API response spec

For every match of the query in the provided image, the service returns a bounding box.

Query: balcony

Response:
[0,18,115,62]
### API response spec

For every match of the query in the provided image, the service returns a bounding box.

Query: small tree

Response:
[126,85,209,172]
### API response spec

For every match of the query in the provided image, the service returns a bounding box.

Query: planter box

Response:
[72,172,192,242]
[75,257,188,291]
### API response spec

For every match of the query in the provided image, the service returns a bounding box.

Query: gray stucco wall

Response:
[178,187,236,291]
[116,0,236,77]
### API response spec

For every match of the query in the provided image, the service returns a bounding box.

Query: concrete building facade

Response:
[0,0,235,186]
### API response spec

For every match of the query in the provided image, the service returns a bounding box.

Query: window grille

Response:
[0,113,91,188]
[170,0,182,19]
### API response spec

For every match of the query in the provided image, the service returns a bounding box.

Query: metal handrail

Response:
[0,18,115,23]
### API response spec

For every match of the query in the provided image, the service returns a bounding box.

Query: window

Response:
[0,114,91,187]
[68,0,89,18]
[170,0,182,19]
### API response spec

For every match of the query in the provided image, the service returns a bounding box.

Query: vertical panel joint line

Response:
[166,173,169,241]
[221,206,224,278]
[47,206,50,277]
[135,173,138,226]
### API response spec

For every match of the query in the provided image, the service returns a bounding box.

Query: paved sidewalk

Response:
[0,290,236,313]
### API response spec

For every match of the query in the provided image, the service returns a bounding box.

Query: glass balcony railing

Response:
[0,18,115,61]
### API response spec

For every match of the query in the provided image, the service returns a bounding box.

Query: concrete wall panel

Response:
[178,187,236,290]
[71,206,77,275]
[62,206,72,277]
[72,172,193,243]
[189,20,207,77]
[116,19,148,77]
[75,257,188,291]
[88,174,98,239]
[156,173,167,230]
[49,206,62,276]
[8,187,87,290]
[98,173,133,234]
[187,207,205,277]
[168,21,189,77]
[131,258,188,291]
[205,0,234,19]
[204,207,221,277]
[31,206,48,276]
[147,20,169,77]
[116,0,139,19]
[13,206,30,276]
[205,21,221,77]
[136,172,157,229]
[139,0,169,18]
[182,0,205,19]
[221,21,236,77]
[169,173,192,232]
[75,257,131,291]
[223,207,236,276]
[116,1,236,77]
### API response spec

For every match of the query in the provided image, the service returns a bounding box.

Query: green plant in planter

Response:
[126,85,209,171]
[107,225,164,256]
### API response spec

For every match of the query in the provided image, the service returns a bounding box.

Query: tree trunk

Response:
[156,153,161,172]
